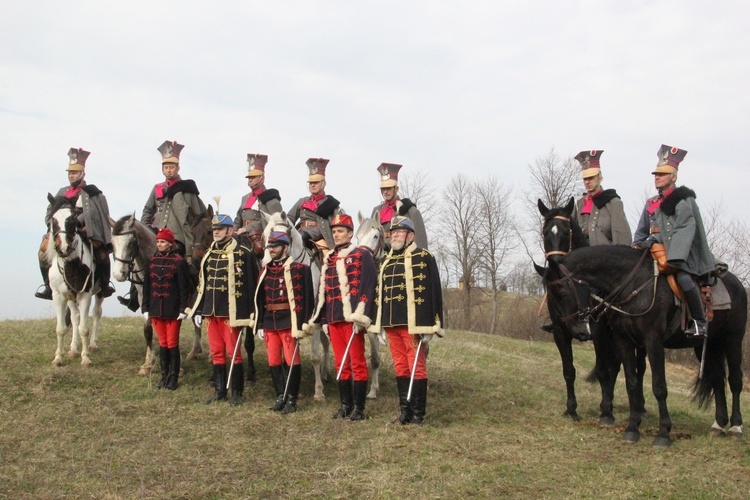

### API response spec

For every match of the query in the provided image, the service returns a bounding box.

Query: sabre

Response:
[226,327,246,390]
[407,337,425,402]
[336,324,359,381]
[698,332,708,380]
[283,340,301,400]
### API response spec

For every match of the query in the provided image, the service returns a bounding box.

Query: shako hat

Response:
[330,214,354,231]
[155,228,175,243]
[66,147,90,172]
[306,158,329,182]
[211,214,233,229]
[267,230,290,247]
[158,140,184,165]
[574,150,604,179]
[390,216,415,233]
[246,154,268,178]
[377,162,402,188]
[653,144,687,175]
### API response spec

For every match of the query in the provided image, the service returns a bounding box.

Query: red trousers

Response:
[206,317,244,365]
[152,318,181,349]
[386,326,428,379]
[264,328,300,366]
[329,322,368,381]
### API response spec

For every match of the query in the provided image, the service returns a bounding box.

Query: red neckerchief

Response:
[647,186,674,215]
[580,190,600,215]
[301,192,325,211]
[243,186,266,209]
[155,177,180,199]
[379,198,399,224]
[65,182,85,199]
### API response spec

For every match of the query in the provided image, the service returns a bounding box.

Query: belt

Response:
[266,303,290,311]
[299,220,318,228]
[650,227,660,234]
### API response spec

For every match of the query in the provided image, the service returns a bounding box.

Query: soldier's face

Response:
[247,175,264,190]
[390,229,414,251]
[162,163,180,180]
[67,171,84,186]
[380,186,398,202]
[212,226,233,243]
[156,239,172,252]
[654,172,675,192]
[332,226,353,246]
[267,244,287,260]
[308,180,325,195]
[582,174,602,195]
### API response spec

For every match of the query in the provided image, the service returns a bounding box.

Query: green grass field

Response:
[1,317,748,498]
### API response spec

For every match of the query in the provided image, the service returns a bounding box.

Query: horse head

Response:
[111,213,156,282]
[543,256,595,341]
[47,194,82,261]
[538,197,586,262]
[356,211,385,261]
[190,204,214,268]
[261,211,308,267]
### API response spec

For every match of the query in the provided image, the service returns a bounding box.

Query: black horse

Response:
[543,245,745,447]
[537,198,646,425]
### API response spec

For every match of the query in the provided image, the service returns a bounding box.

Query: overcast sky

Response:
[2,1,749,320]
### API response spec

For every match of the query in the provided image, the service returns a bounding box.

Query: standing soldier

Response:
[254,229,315,414]
[371,163,428,250]
[233,153,284,385]
[287,158,345,256]
[574,150,632,246]
[632,145,714,337]
[305,214,377,421]
[141,228,190,390]
[141,140,206,257]
[186,211,259,405]
[369,216,444,425]
[36,147,114,300]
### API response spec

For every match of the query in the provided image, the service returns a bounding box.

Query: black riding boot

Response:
[229,364,245,406]
[157,347,170,389]
[244,331,256,386]
[333,379,353,419]
[35,262,53,300]
[410,379,428,425]
[392,376,412,425]
[166,347,180,390]
[683,284,708,337]
[348,380,368,421]
[205,364,228,404]
[97,256,115,298]
[268,365,286,411]
[117,283,141,312]
[281,364,302,415]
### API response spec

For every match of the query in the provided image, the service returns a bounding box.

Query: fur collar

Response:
[82,184,103,197]
[397,197,417,215]
[257,188,280,204]
[592,189,620,209]
[315,196,340,218]
[166,179,200,197]
[660,186,696,216]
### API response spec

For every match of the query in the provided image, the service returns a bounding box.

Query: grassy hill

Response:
[1,317,749,497]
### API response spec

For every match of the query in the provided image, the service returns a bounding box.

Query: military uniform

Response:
[254,231,315,413]
[370,163,429,250]
[141,141,206,257]
[370,216,444,424]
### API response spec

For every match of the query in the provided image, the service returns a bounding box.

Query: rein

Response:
[113,230,146,285]
[544,215,573,258]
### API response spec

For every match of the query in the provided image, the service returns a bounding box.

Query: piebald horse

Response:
[45,194,103,367]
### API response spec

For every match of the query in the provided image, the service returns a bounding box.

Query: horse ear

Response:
[206,205,214,217]
[108,215,116,228]
[358,211,364,224]
[564,197,575,216]
[374,211,381,224]
[48,193,56,205]
[537,199,549,216]
[280,211,288,223]
[533,262,547,278]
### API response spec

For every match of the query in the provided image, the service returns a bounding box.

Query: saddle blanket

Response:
[711,277,731,310]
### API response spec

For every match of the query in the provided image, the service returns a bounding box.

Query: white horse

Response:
[110,214,158,375]
[45,194,103,367]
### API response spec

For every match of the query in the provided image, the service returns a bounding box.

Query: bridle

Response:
[543,215,573,259]
[113,230,145,285]
[358,225,385,261]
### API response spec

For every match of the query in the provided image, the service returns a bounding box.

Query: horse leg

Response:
[89,295,103,351]
[612,335,643,443]
[724,328,744,438]
[139,318,155,375]
[310,330,325,401]
[366,331,380,399]
[321,330,330,383]
[592,333,618,426]
[78,296,93,367]
[186,324,203,360]
[67,300,81,358]
[52,295,68,366]
[552,328,578,420]
[645,340,672,448]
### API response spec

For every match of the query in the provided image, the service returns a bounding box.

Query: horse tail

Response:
[691,338,726,409]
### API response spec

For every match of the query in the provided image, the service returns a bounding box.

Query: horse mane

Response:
[48,195,74,216]
[113,214,157,263]
[542,204,588,250]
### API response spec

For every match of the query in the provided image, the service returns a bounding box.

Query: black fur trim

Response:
[660,186,696,216]
[315,196,341,218]
[397,198,417,215]
[592,189,620,209]
[82,184,103,197]
[166,179,200,197]
[258,188,281,204]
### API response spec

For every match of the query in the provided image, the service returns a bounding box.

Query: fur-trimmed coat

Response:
[233,187,283,229]
[141,178,206,255]
[46,184,112,249]
[368,242,444,336]
[371,197,429,249]
[254,256,315,338]
[287,194,344,249]
[575,189,632,246]
[305,242,376,331]
[633,186,714,276]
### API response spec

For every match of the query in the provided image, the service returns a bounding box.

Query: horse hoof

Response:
[81,361,92,368]
[313,394,326,402]
[138,367,148,376]
[366,392,377,400]
[67,351,80,358]
[598,416,615,427]
[710,427,727,438]
[622,431,640,443]
[186,351,199,361]
[89,344,98,352]
[562,411,580,422]
[728,426,744,439]
[652,437,672,448]
[52,358,63,367]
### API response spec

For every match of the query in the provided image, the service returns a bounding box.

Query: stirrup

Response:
[685,319,707,338]
[35,285,53,300]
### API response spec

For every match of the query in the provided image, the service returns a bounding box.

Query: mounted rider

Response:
[36,147,114,300]
[287,158,345,257]
[574,150,632,246]
[254,229,315,414]
[370,163,428,251]
[632,145,714,337]
[369,216,444,425]
[141,140,206,258]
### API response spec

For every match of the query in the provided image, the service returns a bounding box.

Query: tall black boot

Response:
[117,283,141,312]
[97,256,115,298]
[157,346,170,389]
[683,286,708,337]
[35,262,53,300]
[392,376,412,425]
[332,379,353,419]
[268,365,286,411]
[166,347,181,390]
[230,364,245,406]
[205,364,228,404]
[281,364,302,415]
[244,331,256,386]
[348,380,368,421]
[410,379,428,425]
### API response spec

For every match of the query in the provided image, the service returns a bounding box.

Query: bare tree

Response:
[398,169,437,234]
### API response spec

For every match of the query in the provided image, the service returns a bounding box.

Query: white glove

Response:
[256,328,265,340]
[378,328,387,346]
[177,312,187,321]
[421,334,434,344]
[322,324,329,335]
[353,321,369,332]
[193,314,203,328]
[142,312,149,322]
